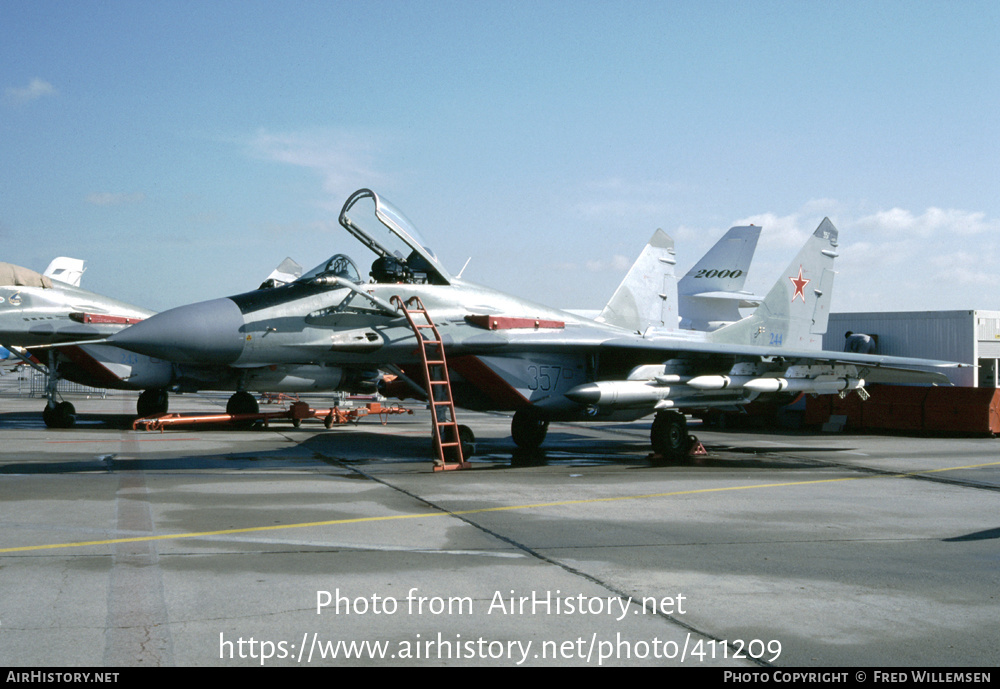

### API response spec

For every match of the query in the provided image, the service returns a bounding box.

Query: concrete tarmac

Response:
[1,392,998,667]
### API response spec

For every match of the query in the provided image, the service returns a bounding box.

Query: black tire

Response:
[137,389,169,417]
[650,410,690,463]
[42,404,55,428]
[226,391,259,416]
[43,401,76,429]
[511,409,549,449]
[458,424,476,458]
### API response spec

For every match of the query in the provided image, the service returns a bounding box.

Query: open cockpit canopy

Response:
[337,189,452,285]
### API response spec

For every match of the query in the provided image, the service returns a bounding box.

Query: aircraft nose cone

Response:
[110,298,246,365]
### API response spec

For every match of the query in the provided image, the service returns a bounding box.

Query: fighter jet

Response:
[0,259,158,426]
[99,189,955,465]
[1,258,377,427]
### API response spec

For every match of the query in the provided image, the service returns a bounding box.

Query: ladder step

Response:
[394,294,467,470]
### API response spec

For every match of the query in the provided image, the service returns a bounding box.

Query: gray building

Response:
[824,310,1000,388]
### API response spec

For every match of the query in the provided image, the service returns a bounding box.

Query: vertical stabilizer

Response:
[678,225,761,330]
[595,229,677,332]
[43,257,86,287]
[710,218,838,350]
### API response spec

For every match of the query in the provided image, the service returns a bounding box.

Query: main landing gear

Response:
[42,400,76,429]
[226,391,260,416]
[136,388,169,417]
[650,410,697,464]
[133,390,258,419]
[511,408,549,449]
[41,351,75,429]
[510,408,700,463]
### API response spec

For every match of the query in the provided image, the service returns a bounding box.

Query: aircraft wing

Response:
[599,335,958,382]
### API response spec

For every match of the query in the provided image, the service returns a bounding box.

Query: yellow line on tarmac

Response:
[3,461,998,555]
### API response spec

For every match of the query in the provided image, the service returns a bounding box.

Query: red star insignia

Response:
[789,266,810,303]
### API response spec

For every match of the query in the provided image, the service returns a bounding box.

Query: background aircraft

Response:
[1,258,377,427]
[99,189,954,465]
[0,259,157,426]
[677,225,762,331]
[42,257,86,288]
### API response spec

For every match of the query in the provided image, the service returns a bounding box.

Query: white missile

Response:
[625,365,687,385]
[565,380,673,406]
[688,374,866,395]
[742,376,865,394]
[567,375,866,408]
[687,375,756,390]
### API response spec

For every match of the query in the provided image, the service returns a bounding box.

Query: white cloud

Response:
[581,254,630,272]
[570,178,691,224]
[927,251,995,287]
[248,128,389,206]
[831,206,1000,311]
[4,78,56,105]
[854,207,998,238]
[734,211,812,249]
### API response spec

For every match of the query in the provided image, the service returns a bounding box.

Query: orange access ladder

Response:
[391,295,471,471]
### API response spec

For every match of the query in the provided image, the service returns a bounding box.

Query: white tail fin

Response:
[43,257,86,287]
[596,229,677,332]
[710,218,838,350]
[678,225,761,331]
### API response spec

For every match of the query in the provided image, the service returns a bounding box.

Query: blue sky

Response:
[2,0,998,314]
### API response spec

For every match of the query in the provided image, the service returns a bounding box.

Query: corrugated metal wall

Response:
[824,310,1000,387]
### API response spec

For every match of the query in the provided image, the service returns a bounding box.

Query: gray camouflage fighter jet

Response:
[97,189,955,464]
[1,259,377,427]
[11,222,749,430]
[0,260,160,426]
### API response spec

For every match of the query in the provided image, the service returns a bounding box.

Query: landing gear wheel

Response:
[511,409,549,449]
[43,401,76,429]
[458,424,476,459]
[226,391,259,416]
[650,410,691,463]
[136,389,169,417]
